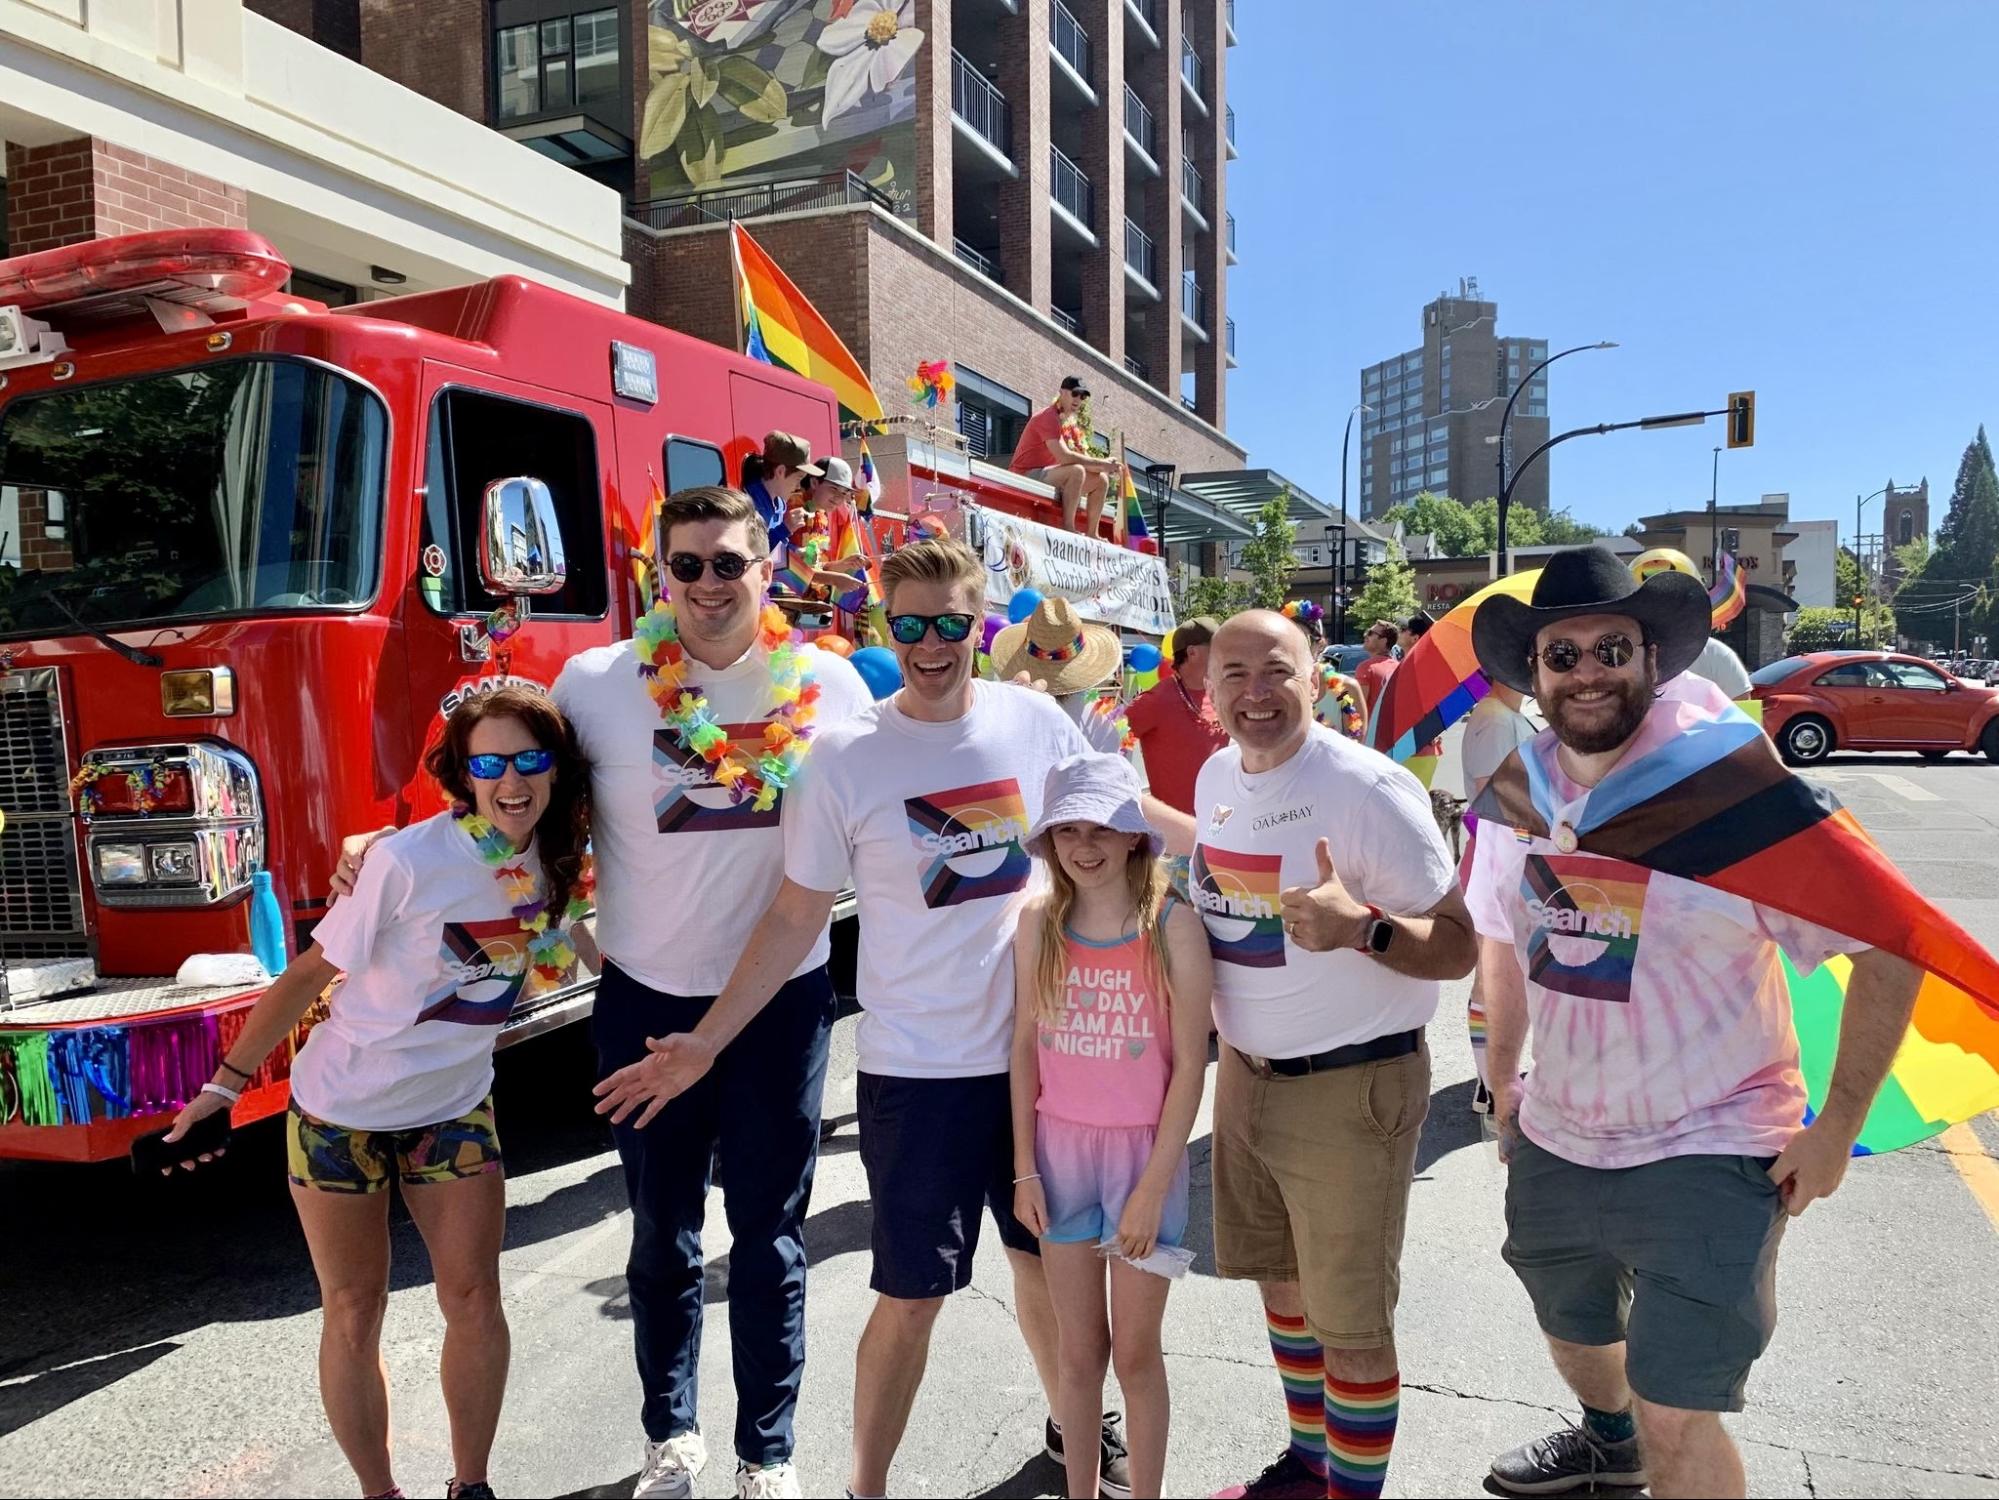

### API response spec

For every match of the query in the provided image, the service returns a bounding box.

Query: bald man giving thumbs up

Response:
[1193,610,1475,1500]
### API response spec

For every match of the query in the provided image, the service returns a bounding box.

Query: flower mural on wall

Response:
[817,0,922,127]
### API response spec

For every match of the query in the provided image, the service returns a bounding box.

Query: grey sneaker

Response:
[634,1432,708,1500]
[1490,1422,1645,1494]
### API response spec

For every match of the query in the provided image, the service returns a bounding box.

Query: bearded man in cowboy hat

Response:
[1464,545,1923,1500]
[992,596,1131,755]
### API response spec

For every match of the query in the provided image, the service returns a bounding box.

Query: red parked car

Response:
[1749,650,1999,764]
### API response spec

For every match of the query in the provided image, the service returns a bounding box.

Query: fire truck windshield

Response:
[0,357,386,637]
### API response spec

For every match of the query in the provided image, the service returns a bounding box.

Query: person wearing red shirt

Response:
[1352,619,1400,714]
[1124,616,1229,815]
[1009,376,1121,535]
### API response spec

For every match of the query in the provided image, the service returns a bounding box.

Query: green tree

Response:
[1382,492,1480,557]
[1835,547,1866,605]
[1176,572,1250,621]
[1348,543,1418,631]
[1539,510,1607,546]
[1239,494,1299,610]
[1935,426,1999,572]
[1788,604,1893,653]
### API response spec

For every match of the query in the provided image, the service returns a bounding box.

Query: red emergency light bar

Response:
[0,229,294,327]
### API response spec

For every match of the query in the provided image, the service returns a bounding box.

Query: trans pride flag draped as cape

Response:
[1468,684,1999,1154]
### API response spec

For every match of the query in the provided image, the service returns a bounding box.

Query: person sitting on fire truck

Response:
[1008,376,1122,538]
[770,456,882,640]
[740,430,823,546]
[167,685,595,1500]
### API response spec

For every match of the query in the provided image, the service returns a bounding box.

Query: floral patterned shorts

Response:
[286,1096,502,1194]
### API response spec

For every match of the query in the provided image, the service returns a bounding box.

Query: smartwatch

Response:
[1356,903,1393,955]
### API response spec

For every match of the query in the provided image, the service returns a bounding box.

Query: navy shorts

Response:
[857,1071,1039,1299]
[1503,1138,1788,1412]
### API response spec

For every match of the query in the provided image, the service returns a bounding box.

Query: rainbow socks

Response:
[1467,993,1489,1087]
[1324,1372,1400,1499]
[1265,1310,1328,1479]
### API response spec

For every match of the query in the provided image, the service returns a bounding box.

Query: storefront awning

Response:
[1177,468,1338,534]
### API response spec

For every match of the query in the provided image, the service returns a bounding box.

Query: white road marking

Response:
[1868,772,1941,802]
[510,1211,631,1302]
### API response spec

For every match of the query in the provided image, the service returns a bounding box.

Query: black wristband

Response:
[217,1059,253,1082]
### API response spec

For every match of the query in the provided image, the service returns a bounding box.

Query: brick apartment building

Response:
[243,0,1252,537]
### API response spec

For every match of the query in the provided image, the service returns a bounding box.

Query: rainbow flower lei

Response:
[455,813,594,994]
[633,600,820,814]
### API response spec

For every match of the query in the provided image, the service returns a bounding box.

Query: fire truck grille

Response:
[0,668,89,960]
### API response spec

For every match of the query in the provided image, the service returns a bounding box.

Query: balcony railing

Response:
[1181,156,1203,215]
[1226,105,1237,150]
[1128,0,1158,33]
[1226,0,1235,37]
[1181,38,1204,97]
[1181,272,1206,330]
[954,239,999,279]
[632,169,893,230]
[951,50,1012,157]
[1226,317,1236,358]
[1124,217,1156,285]
[1125,352,1151,380]
[1226,211,1236,256]
[1051,0,1091,82]
[1051,145,1094,229]
[1052,306,1083,337]
[1123,84,1156,158]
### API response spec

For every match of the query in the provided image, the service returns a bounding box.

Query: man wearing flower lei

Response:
[598,538,1198,1500]
[339,486,871,1500]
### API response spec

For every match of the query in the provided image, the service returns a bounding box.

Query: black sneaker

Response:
[1208,1447,1327,1497]
[446,1483,496,1500]
[1490,1423,1645,1494]
[1471,1080,1495,1115]
[1043,1412,1133,1499]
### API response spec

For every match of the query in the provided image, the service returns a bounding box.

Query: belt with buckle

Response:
[1237,1028,1421,1080]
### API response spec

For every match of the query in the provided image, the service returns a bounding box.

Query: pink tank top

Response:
[1036,926,1174,1128]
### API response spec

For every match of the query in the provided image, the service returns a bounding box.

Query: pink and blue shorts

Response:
[1035,1113,1190,1246]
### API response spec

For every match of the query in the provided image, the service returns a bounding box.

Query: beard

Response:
[1543,667,1655,754]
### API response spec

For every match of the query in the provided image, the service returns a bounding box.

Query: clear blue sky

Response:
[1223,0,1999,537]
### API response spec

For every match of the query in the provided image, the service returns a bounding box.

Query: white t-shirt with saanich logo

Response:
[783,679,1089,1077]
[294,812,548,1131]
[552,637,871,996]
[1191,726,1457,1060]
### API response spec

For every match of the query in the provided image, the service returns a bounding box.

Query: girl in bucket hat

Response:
[1008,754,1214,1500]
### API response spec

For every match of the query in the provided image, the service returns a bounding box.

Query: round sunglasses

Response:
[667,551,761,584]
[1534,632,1643,674]
[886,612,977,645]
[467,749,555,779]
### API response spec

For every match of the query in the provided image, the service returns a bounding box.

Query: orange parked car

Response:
[1749,649,1999,764]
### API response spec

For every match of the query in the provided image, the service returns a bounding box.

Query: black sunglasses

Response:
[667,551,760,584]
[1534,632,1644,674]
[468,749,555,779]
[887,612,977,645]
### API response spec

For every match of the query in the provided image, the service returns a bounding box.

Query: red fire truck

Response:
[0,228,1162,1165]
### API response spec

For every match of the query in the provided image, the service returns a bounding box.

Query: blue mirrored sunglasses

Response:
[467,749,555,779]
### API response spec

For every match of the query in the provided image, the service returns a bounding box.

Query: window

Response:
[1364,368,1382,389]
[421,388,607,620]
[1529,342,1548,361]
[495,8,619,121]
[1897,509,1915,546]
[665,438,726,493]
[1526,401,1547,417]
[1813,663,1871,687]
[1889,662,1949,692]
[1428,467,1448,484]
[1403,353,1421,373]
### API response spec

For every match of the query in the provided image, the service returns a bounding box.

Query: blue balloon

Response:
[1127,642,1161,673]
[1006,588,1045,624]
[850,646,902,700]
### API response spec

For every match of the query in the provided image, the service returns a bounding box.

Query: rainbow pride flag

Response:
[856,436,880,515]
[1710,551,1748,629]
[1121,461,1148,542]
[1470,687,1999,1155]
[731,223,884,425]
[1367,570,1542,764]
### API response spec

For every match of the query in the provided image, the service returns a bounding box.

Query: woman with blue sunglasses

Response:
[163,684,592,1500]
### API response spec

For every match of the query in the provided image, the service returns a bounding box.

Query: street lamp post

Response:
[1497,408,1718,573]
[1493,340,1618,561]
[1144,461,1178,579]
[1338,403,1371,644]
[1854,485,1890,646]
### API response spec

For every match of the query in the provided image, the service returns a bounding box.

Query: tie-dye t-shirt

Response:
[1464,720,1865,1169]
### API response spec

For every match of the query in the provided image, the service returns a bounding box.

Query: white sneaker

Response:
[633,1431,708,1499]
[736,1460,802,1498]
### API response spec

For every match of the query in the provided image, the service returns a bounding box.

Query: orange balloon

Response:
[814,633,854,657]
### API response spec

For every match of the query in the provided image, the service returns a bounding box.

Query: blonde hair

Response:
[881,537,985,610]
[1031,837,1174,1026]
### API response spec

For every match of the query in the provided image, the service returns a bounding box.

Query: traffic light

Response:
[1727,391,1756,449]
[1853,594,1866,608]
[1721,527,1740,553]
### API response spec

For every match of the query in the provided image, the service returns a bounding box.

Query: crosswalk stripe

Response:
[1941,1122,1999,1236]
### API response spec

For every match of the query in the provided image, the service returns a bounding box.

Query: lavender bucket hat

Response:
[1026,753,1163,860]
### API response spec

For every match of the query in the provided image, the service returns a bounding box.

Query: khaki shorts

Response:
[1211,1039,1430,1349]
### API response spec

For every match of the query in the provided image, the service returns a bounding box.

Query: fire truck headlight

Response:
[146,841,201,884]
[94,844,149,886]
[161,668,234,717]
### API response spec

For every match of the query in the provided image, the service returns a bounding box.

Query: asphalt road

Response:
[3,744,1998,1499]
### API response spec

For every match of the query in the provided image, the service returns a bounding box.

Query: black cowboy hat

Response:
[1472,544,1711,694]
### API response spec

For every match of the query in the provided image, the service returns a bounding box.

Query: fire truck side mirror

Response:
[479,476,569,599]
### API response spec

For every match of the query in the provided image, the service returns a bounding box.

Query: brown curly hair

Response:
[424,685,591,917]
